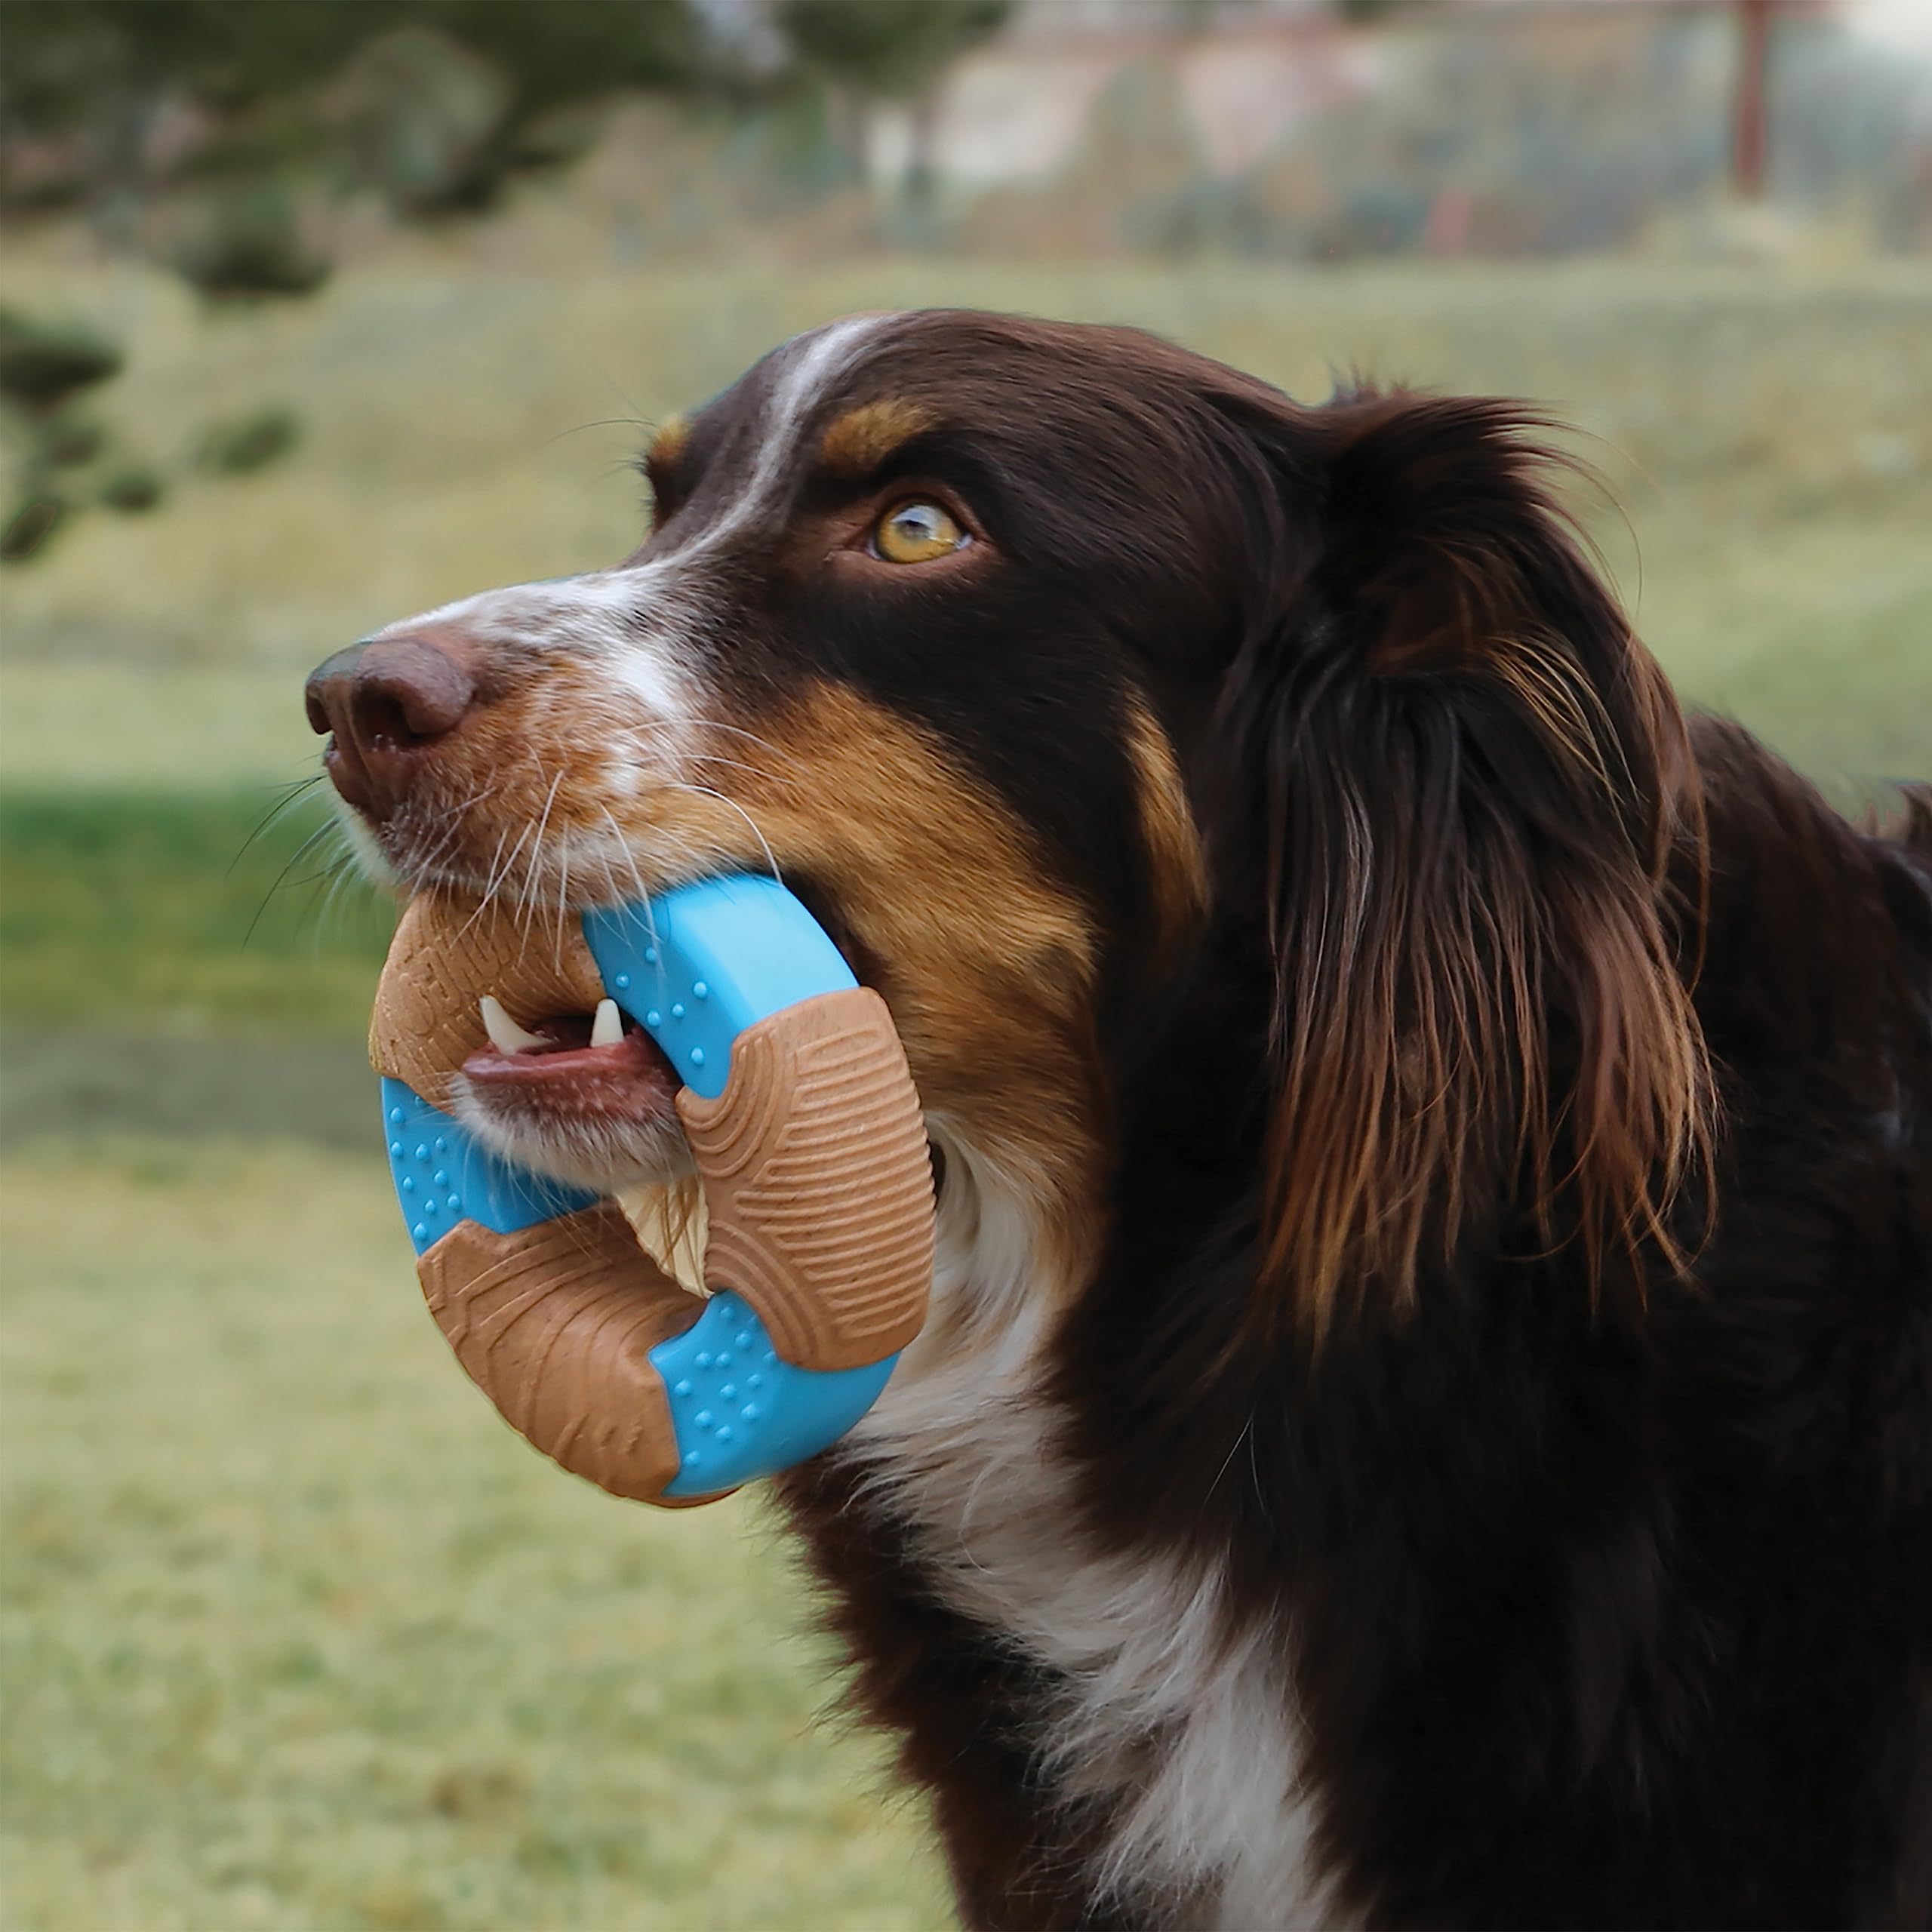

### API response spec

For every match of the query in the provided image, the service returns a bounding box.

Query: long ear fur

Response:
[1218,388,1713,1334]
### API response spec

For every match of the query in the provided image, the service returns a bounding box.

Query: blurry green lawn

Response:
[3,254,1929,786]
[1,253,1926,1930]
[0,790,389,1038]
[1,1141,948,1932]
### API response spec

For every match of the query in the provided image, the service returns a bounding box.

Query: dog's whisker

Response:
[518,767,566,935]
[229,773,328,877]
[242,819,338,952]
[631,715,806,771]
[655,781,782,884]
[676,752,800,791]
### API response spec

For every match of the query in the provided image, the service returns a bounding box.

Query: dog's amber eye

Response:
[872,500,968,565]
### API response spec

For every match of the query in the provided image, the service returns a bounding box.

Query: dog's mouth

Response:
[380,842,876,1194]
[459,994,682,1137]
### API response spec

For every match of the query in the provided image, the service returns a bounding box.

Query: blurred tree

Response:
[195,406,303,477]
[1332,0,1424,21]
[429,0,700,117]
[0,309,122,414]
[0,306,168,563]
[2,0,703,238]
[779,0,1010,226]
[2,0,700,135]
[331,26,515,216]
[779,0,1011,101]
[171,185,333,298]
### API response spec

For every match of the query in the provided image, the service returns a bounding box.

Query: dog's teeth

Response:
[480,995,546,1055]
[590,998,624,1049]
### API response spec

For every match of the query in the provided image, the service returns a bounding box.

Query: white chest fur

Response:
[845,1134,1345,1931]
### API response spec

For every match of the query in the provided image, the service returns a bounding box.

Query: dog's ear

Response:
[1215,387,1712,1333]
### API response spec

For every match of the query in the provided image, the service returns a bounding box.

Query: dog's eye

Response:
[872,500,968,565]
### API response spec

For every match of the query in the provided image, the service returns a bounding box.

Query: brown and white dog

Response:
[306,312,1932,1930]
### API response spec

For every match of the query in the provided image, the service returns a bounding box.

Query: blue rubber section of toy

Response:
[380,875,900,1494]
[651,1291,897,1498]
[583,875,856,1099]
[383,1078,597,1255]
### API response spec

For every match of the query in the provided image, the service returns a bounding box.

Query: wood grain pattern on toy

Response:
[678,989,934,1374]
[417,1205,702,1503]
[370,889,604,1107]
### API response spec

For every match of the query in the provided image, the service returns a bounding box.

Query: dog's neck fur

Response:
[832,1113,1344,1930]
[788,746,1932,1932]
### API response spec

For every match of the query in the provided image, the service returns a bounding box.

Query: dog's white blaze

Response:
[699,313,887,558]
[851,1141,1349,1930]
[613,312,889,590]
[394,571,685,666]
[598,313,891,704]
[609,642,689,721]
[372,316,891,792]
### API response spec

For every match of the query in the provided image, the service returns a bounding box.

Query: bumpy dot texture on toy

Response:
[369,878,934,1504]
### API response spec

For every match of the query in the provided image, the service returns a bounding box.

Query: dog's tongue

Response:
[459,1011,681,1118]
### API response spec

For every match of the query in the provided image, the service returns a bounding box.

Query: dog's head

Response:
[311,311,1709,1335]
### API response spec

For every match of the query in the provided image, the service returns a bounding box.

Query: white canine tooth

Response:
[479,995,546,1055]
[590,998,624,1048]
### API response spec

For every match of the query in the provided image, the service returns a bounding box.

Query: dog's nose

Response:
[305,635,477,817]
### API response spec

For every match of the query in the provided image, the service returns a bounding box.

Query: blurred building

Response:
[869,0,1364,186]
[856,0,1927,258]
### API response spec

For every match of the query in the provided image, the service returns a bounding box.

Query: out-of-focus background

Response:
[2,0,1927,1925]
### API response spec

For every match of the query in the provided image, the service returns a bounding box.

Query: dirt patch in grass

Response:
[0,1030,374,1148]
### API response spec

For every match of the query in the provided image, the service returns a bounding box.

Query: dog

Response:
[307,312,1932,1930]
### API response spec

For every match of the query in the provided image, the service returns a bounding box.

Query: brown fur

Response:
[1236,394,1716,1334]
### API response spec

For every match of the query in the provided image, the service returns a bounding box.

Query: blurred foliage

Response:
[195,406,304,476]
[171,185,333,298]
[98,463,165,512]
[333,26,512,215]
[419,0,703,118]
[0,0,1036,269]
[39,408,106,468]
[0,494,65,564]
[0,0,700,135]
[780,0,1011,100]
[0,307,140,560]
[0,0,705,238]
[0,788,391,1037]
[0,301,294,561]
[0,307,122,412]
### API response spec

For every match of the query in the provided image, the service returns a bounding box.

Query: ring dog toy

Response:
[370,876,934,1506]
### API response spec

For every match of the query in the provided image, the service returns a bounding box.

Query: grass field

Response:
[2,1142,949,1932]
[2,248,1927,1930]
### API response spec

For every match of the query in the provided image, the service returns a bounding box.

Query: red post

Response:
[1734,0,1774,198]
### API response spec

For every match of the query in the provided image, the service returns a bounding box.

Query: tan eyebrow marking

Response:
[646,413,689,472]
[819,398,937,478]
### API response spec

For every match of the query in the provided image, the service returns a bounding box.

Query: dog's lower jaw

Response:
[445,1079,696,1198]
